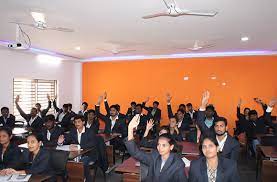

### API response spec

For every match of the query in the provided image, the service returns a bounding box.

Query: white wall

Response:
[0,49,82,113]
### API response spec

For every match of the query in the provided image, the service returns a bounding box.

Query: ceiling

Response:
[0,0,277,61]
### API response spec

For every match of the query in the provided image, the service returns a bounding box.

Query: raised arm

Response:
[166,93,174,118]
[196,91,210,130]
[41,94,52,117]
[236,98,243,120]
[254,98,267,115]
[53,96,60,112]
[103,91,110,115]
[95,95,109,124]
[263,98,276,126]
[15,95,29,121]
[125,114,152,165]
[142,97,150,111]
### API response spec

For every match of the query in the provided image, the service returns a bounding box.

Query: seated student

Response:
[0,127,21,172]
[78,102,88,119]
[135,103,150,139]
[4,133,52,175]
[235,98,250,135]
[168,117,183,142]
[0,107,15,128]
[15,95,43,132]
[95,96,127,151]
[186,103,198,121]
[58,115,97,182]
[103,92,126,119]
[53,98,72,131]
[41,114,64,147]
[196,91,217,142]
[245,99,276,156]
[68,103,77,120]
[214,117,240,161]
[35,94,52,118]
[125,114,188,182]
[86,109,100,134]
[126,101,137,122]
[166,94,192,138]
[189,135,240,182]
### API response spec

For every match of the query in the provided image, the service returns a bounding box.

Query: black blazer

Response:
[39,100,51,118]
[0,114,16,128]
[25,148,52,175]
[64,127,97,161]
[125,139,187,182]
[196,110,215,139]
[86,119,100,134]
[189,156,240,182]
[126,107,136,122]
[219,134,240,161]
[142,102,161,123]
[95,105,127,138]
[167,104,192,132]
[42,126,64,147]
[0,143,21,170]
[104,100,126,119]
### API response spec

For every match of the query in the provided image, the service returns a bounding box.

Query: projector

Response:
[7,43,28,49]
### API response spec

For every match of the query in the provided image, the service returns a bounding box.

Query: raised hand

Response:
[15,95,20,103]
[200,91,210,109]
[128,114,140,130]
[103,91,107,100]
[238,98,242,107]
[97,95,104,105]
[166,93,172,103]
[144,97,150,103]
[146,119,154,131]
[47,94,51,101]
[268,98,277,107]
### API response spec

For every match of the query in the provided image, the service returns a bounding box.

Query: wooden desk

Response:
[177,141,199,155]
[260,146,277,161]
[29,175,52,182]
[68,148,92,160]
[256,134,275,142]
[115,157,140,182]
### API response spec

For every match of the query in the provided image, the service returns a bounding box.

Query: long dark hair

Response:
[158,133,181,153]
[199,134,219,156]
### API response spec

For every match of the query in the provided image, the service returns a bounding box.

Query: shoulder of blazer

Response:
[218,156,236,170]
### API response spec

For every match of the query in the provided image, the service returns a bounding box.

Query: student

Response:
[58,115,97,181]
[235,98,250,135]
[214,117,240,161]
[35,94,52,118]
[196,91,217,141]
[126,101,137,122]
[53,99,72,131]
[86,109,100,134]
[135,103,150,139]
[95,96,127,151]
[103,92,126,119]
[78,102,88,118]
[41,114,64,147]
[186,103,198,121]
[142,97,162,124]
[15,95,43,132]
[4,133,52,175]
[0,107,15,128]
[68,103,77,120]
[125,114,188,182]
[245,99,276,156]
[168,117,184,142]
[0,127,21,171]
[189,135,240,182]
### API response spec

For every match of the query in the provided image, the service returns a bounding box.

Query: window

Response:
[13,78,57,121]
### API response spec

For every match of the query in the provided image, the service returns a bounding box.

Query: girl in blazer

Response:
[125,114,188,182]
[4,133,52,175]
[189,135,240,182]
[0,127,21,171]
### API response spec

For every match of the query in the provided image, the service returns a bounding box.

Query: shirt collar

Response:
[110,115,119,121]
[77,126,86,135]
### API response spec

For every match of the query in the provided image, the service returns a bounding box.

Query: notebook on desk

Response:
[0,174,31,182]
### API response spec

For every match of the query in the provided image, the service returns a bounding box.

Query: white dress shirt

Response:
[110,115,119,130]
[216,133,228,152]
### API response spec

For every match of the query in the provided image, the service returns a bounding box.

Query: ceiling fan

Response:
[142,0,218,19]
[10,12,74,32]
[176,41,215,51]
[97,48,136,55]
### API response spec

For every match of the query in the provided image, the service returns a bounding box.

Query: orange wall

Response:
[82,56,277,134]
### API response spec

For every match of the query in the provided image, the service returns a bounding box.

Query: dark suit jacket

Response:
[189,156,240,182]
[15,103,43,131]
[126,107,136,122]
[95,105,127,138]
[53,100,72,130]
[219,134,240,161]
[0,114,16,128]
[42,126,64,147]
[104,100,126,119]
[0,143,21,170]
[25,148,52,175]
[86,119,100,134]
[167,104,192,132]
[196,110,215,139]
[142,102,161,123]
[125,139,187,182]
[245,110,272,141]
[64,127,97,161]
[39,100,51,118]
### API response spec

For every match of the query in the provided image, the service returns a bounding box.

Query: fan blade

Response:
[116,49,136,54]
[9,22,36,28]
[179,10,218,17]
[46,26,74,32]
[31,12,46,24]
[142,12,170,19]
